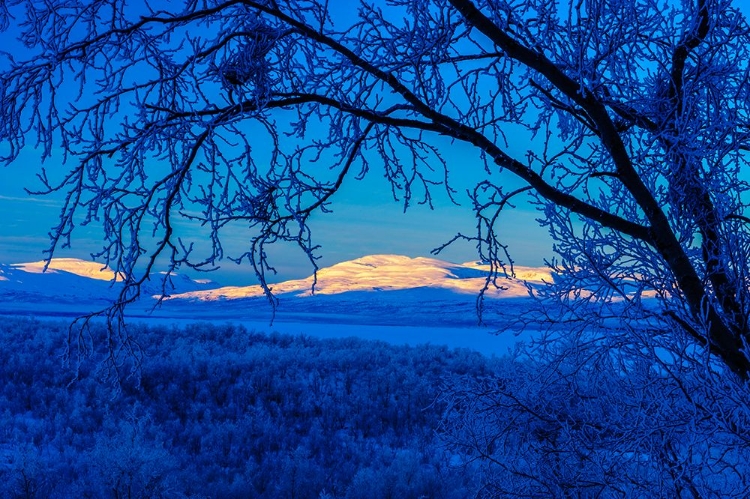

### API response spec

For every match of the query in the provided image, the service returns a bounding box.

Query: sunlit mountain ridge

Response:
[0,258,215,315]
[0,255,551,304]
[9,258,124,281]
[167,254,551,301]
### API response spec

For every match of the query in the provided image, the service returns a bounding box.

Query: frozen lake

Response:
[133,315,533,357]
[0,297,536,357]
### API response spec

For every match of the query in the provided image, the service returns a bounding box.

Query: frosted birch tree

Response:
[2,0,750,429]
[4,0,750,493]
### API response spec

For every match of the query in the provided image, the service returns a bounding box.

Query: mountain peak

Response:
[11,258,122,281]
[168,254,551,301]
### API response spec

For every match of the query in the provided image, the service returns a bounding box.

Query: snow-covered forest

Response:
[2,317,750,498]
[0,317,490,498]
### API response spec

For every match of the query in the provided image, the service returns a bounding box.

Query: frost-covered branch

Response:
[2,0,750,379]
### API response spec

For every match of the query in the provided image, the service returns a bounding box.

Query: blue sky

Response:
[9,1,749,287]
[4,0,690,286]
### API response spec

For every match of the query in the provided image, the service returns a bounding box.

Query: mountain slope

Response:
[168,254,550,301]
[0,258,216,316]
[10,258,123,281]
[0,255,551,328]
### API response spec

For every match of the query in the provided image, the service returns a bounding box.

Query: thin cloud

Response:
[0,194,60,206]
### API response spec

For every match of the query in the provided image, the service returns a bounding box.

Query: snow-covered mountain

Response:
[8,258,124,281]
[154,255,549,328]
[0,259,119,310]
[168,254,550,301]
[0,255,549,327]
[0,258,217,316]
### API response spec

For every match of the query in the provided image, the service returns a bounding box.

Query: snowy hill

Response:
[168,254,550,301]
[0,260,118,310]
[0,254,550,328]
[154,255,549,329]
[9,258,124,281]
[0,258,216,316]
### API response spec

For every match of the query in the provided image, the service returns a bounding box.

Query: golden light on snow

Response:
[12,258,122,282]
[168,254,553,301]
